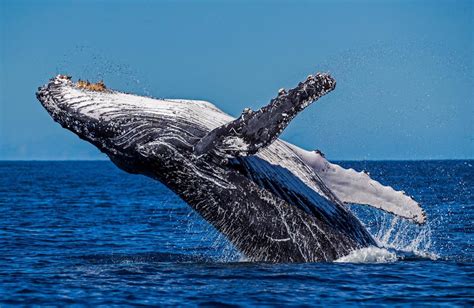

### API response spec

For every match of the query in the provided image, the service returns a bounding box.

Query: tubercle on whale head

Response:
[36,75,128,156]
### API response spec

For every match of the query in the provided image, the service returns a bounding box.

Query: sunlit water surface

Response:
[0,161,472,306]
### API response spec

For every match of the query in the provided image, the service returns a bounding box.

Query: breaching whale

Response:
[36,73,425,262]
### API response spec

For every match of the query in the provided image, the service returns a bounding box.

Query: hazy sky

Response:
[0,0,472,160]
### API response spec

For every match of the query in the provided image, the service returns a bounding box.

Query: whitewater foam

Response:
[335,246,398,263]
[345,207,439,262]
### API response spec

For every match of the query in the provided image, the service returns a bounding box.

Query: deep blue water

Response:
[0,160,472,306]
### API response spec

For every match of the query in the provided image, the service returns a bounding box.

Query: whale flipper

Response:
[289,145,426,224]
[193,73,336,158]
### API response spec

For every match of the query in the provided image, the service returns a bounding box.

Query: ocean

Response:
[0,160,472,306]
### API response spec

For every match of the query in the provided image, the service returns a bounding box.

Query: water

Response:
[0,160,472,306]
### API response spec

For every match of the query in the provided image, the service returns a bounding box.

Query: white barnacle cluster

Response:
[278,88,287,96]
[222,136,250,154]
[240,108,254,120]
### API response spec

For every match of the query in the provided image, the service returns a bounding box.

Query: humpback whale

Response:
[36,72,425,262]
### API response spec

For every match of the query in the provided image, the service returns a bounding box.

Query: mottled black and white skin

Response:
[36,73,425,262]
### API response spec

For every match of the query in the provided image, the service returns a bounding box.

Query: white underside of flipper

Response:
[288,144,426,224]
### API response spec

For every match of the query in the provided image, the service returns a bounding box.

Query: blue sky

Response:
[0,0,472,160]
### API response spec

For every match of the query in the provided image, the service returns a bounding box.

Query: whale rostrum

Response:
[36,72,425,262]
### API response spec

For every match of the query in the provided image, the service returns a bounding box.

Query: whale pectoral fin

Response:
[193,73,336,158]
[290,145,426,224]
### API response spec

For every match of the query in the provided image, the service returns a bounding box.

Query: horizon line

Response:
[1,158,472,162]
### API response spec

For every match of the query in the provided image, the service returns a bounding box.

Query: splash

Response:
[346,205,439,262]
[334,214,438,263]
[335,246,397,263]
[56,45,151,96]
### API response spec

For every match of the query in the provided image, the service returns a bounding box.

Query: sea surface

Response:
[0,160,472,306]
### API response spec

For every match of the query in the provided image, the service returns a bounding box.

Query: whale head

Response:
[36,75,228,169]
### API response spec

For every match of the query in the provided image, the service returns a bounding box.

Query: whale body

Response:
[36,73,425,262]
